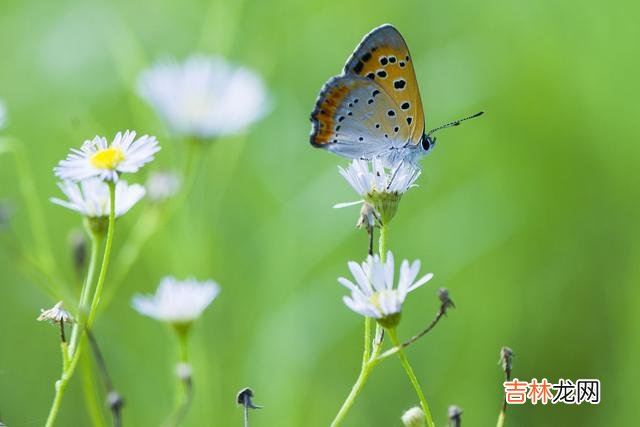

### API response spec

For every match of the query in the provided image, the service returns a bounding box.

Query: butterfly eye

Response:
[421,135,435,151]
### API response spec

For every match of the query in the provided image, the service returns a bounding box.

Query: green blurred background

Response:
[1,0,638,425]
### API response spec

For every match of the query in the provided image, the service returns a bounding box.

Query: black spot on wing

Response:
[394,79,406,90]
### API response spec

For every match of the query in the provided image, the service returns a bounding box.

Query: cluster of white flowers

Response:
[137,55,269,139]
[51,130,159,235]
[44,53,270,343]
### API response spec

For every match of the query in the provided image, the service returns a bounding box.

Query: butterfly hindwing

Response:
[310,75,411,159]
[343,24,425,145]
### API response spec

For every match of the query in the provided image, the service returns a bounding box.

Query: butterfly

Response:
[310,24,482,167]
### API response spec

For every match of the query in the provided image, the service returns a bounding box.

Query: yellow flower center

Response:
[90,147,125,170]
[369,289,394,312]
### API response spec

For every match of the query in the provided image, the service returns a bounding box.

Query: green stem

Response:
[87,182,117,327]
[329,358,375,427]
[163,329,193,427]
[497,410,506,427]
[363,317,372,363]
[330,318,385,427]
[388,329,434,427]
[379,224,388,261]
[45,182,117,427]
[69,231,101,356]
[81,350,107,427]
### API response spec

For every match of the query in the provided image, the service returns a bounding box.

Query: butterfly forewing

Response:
[342,24,425,145]
[310,75,411,159]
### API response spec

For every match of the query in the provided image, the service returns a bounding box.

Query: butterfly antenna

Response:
[426,111,484,137]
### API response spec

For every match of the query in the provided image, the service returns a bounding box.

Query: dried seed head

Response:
[499,346,514,379]
[107,391,124,411]
[356,201,379,231]
[437,288,456,313]
[448,405,463,427]
[237,387,262,409]
[37,301,74,325]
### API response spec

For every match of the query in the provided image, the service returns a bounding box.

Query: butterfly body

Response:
[310,24,432,166]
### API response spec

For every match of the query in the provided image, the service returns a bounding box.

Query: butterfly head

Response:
[420,134,436,153]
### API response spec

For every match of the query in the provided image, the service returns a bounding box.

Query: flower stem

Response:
[329,358,375,427]
[387,328,434,427]
[163,330,193,427]
[81,350,107,427]
[330,317,385,427]
[363,317,372,363]
[379,224,388,261]
[44,182,117,427]
[87,181,117,327]
[69,230,100,356]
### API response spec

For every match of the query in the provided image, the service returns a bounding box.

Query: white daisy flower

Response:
[137,55,269,139]
[37,301,74,324]
[339,251,433,328]
[51,178,145,218]
[54,130,160,182]
[0,99,6,130]
[335,158,421,226]
[338,158,420,199]
[145,171,181,202]
[132,276,220,324]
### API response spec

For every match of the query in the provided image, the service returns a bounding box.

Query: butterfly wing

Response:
[343,24,425,145]
[310,75,413,160]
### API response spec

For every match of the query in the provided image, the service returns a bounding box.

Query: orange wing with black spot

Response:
[342,24,425,145]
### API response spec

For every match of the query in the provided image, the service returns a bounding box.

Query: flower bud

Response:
[401,406,426,427]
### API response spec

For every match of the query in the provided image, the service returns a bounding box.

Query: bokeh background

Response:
[1,0,638,426]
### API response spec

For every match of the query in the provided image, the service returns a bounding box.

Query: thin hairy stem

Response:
[388,328,434,427]
[375,295,453,363]
[87,182,116,327]
[379,224,388,261]
[69,232,100,356]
